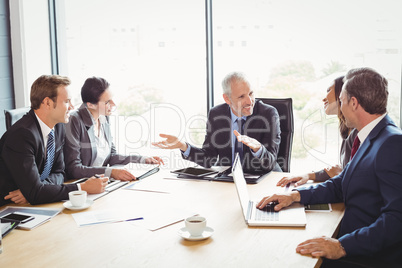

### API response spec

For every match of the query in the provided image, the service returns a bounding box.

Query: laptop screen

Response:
[232,154,251,219]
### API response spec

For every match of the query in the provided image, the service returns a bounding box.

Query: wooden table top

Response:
[0,170,344,268]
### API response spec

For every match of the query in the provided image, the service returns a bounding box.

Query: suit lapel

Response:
[29,109,46,158]
[342,138,370,198]
[78,104,98,164]
[342,115,394,198]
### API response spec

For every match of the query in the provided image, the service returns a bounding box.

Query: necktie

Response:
[40,130,55,181]
[350,136,360,160]
[234,118,244,162]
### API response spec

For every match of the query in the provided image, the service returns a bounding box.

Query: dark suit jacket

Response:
[185,100,281,173]
[0,109,77,206]
[64,104,143,179]
[298,115,402,264]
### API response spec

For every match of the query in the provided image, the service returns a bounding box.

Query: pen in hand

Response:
[95,174,109,183]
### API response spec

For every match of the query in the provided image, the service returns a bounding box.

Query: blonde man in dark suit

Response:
[0,75,108,206]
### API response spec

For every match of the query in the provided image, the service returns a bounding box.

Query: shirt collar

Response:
[357,113,387,144]
[34,111,53,139]
[230,109,247,124]
[85,106,106,125]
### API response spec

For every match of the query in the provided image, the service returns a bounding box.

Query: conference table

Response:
[0,168,344,268]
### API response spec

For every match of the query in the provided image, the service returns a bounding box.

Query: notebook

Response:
[232,153,307,227]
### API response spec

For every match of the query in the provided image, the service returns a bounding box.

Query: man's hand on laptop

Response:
[256,191,301,211]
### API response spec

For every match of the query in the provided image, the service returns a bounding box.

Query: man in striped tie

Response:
[0,75,108,206]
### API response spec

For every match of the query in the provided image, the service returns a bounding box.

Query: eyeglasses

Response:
[104,100,115,106]
[97,99,116,112]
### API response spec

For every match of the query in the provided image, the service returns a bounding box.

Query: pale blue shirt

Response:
[182,110,263,163]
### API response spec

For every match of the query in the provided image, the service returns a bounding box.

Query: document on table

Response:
[129,207,195,231]
[123,177,176,194]
[72,210,143,227]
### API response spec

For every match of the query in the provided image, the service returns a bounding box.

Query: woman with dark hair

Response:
[64,77,163,181]
[277,76,358,187]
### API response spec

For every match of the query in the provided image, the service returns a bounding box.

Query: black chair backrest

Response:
[257,98,294,172]
[4,107,30,130]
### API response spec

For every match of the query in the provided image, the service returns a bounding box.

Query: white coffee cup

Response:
[69,190,87,207]
[185,216,207,236]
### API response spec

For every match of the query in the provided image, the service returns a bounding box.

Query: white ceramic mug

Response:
[68,190,87,207]
[185,216,207,236]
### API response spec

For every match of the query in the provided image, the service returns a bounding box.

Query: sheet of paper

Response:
[87,192,109,201]
[123,177,176,194]
[130,208,195,231]
[71,210,142,227]
[72,210,118,226]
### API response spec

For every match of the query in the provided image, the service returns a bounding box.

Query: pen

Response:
[125,217,144,222]
[95,174,110,184]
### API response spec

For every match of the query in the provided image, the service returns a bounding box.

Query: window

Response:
[212,0,402,173]
[57,0,207,167]
[47,0,402,171]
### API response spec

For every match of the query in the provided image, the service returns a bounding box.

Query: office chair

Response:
[257,98,294,173]
[4,107,30,130]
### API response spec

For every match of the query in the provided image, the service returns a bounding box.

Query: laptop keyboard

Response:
[255,203,279,221]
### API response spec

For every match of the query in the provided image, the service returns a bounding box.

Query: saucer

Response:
[178,226,214,241]
[63,199,94,211]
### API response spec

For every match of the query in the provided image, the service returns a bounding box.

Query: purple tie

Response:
[350,136,360,160]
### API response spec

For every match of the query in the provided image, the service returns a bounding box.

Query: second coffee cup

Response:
[185,216,207,236]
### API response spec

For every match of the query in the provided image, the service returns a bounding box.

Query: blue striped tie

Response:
[40,130,55,181]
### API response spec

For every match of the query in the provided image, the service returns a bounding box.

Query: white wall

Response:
[9,0,52,107]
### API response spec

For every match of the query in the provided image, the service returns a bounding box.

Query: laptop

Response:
[232,153,307,227]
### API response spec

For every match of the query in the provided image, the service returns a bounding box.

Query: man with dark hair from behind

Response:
[257,67,402,267]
